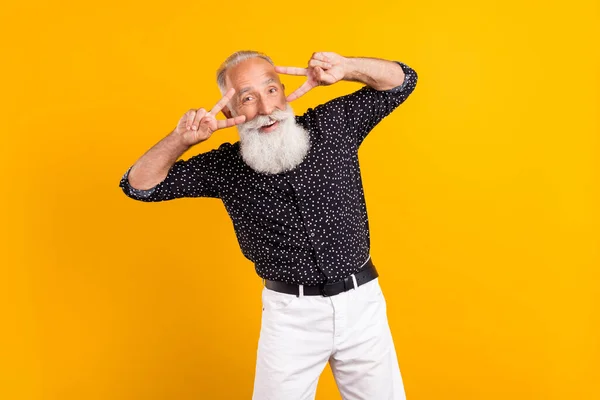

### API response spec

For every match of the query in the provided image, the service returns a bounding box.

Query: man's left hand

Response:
[275,52,346,102]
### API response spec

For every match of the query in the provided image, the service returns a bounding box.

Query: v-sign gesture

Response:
[176,88,247,147]
[276,52,347,102]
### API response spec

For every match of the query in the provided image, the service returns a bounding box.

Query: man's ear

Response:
[221,105,233,119]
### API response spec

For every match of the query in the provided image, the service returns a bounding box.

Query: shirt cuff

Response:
[120,166,157,198]
[382,61,411,93]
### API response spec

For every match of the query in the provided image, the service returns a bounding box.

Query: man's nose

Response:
[257,98,275,115]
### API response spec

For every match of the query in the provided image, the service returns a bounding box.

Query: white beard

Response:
[235,104,311,175]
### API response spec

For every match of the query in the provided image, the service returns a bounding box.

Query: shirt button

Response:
[310,232,315,237]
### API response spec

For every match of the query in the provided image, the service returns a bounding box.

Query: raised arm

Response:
[120,88,245,201]
[126,131,190,191]
[276,52,406,102]
[280,53,418,147]
[343,56,405,91]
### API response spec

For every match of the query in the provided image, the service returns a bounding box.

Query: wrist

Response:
[342,57,371,85]
[342,57,358,82]
[168,130,193,152]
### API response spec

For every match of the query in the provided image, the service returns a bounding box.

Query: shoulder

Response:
[212,141,243,168]
[295,91,357,131]
[216,141,240,154]
[176,141,241,173]
[194,141,240,159]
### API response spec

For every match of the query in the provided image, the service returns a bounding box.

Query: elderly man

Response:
[119,50,418,399]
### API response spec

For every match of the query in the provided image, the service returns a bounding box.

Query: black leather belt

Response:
[264,258,378,297]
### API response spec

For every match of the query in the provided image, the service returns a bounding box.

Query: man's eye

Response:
[243,96,253,102]
[269,88,277,93]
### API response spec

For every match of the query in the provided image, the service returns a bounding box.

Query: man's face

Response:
[223,57,287,133]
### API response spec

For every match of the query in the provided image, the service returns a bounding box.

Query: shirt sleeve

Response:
[118,143,230,202]
[305,61,418,148]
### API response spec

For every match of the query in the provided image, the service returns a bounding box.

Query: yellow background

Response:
[1,0,598,399]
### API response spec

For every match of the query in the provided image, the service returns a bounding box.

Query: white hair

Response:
[216,50,274,95]
[238,104,311,175]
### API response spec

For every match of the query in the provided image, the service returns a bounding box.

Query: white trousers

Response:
[252,277,407,400]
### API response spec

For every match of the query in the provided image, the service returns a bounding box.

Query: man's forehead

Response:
[225,59,279,90]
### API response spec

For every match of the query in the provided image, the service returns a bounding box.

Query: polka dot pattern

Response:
[119,61,418,285]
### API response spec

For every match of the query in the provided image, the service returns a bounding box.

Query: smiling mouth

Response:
[259,120,280,133]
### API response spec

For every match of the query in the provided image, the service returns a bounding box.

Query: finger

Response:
[275,66,308,76]
[312,52,331,63]
[215,115,247,130]
[186,110,196,130]
[308,59,332,69]
[209,87,236,116]
[286,80,317,102]
[314,66,325,84]
[191,108,207,130]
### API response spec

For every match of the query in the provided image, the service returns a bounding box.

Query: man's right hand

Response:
[174,88,246,147]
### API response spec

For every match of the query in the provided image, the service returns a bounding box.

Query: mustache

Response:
[241,108,291,130]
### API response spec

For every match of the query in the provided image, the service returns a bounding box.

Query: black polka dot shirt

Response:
[119,61,418,285]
